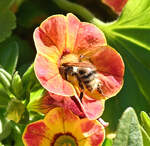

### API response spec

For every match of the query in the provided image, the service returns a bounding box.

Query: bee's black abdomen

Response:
[79,69,86,75]
[80,70,96,79]
[97,84,102,94]
[85,84,93,91]
[83,80,90,84]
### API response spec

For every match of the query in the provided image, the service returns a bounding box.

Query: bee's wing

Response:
[79,47,102,60]
[64,62,94,68]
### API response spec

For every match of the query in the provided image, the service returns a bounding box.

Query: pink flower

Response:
[33,13,124,119]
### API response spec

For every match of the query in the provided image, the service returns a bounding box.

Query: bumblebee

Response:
[59,62,103,99]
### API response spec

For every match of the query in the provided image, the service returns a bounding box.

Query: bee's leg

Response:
[64,71,68,80]
[79,92,83,99]
[64,66,73,80]
[75,74,84,100]
[97,83,105,96]
[97,84,102,94]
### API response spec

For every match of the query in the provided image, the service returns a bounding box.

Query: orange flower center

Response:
[51,132,78,146]
[60,54,79,65]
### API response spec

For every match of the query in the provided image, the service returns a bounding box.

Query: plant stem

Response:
[53,0,106,30]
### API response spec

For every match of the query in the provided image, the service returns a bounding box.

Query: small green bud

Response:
[6,99,25,123]
[11,71,24,100]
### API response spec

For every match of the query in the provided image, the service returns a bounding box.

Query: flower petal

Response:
[102,0,128,14]
[74,22,107,54]
[39,15,66,54]
[40,91,104,120]
[34,54,73,96]
[23,107,105,146]
[82,95,105,120]
[34,27,76,97]
[43,107,85,141]
[44,108,65,136]
[35,55,75,96]
[22,120,51,146]
[66,13,80,52]
[91,45,124,98]
[63,108,86,140]
[33,27,61,65]
[42,92,85,117]
[80,119,105,146]
[63,96,85,118]
[73,88,105,119]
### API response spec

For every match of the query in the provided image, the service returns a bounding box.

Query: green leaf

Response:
[0,0,14,10]
[0,142,4,146]
[141,111,150,136]
[0,40,19,74]
[100,0,150,104]
[0,115,12,141]
[102,66,150,132]
[11,125,24,146]
[0,72,11,90]
[22,63,35,88]
[53,0,150,132]
[11,71,24,100]
[10,35,35,68]
[140,126,150,146]
[0,68,12,82]
[22,63,41,99]
[17,0,47,28]
[102,138,113,146]
[19,108,29,124]
[0,0,16,43]
[113,107,143,146]
[99,0,150,132]
[0,87,10,108]
[27,87,45,112]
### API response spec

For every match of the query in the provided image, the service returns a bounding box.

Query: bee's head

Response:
[59,64,73,79]
[59,64,65,75]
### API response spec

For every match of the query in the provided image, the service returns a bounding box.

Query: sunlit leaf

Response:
[113,107,143,146]
[53,0,150,132]
[0,68,12,82]
[0,72,11,90]
[141,111,150,137]
[0,142,4,146]
[99,0,150,132]
[140,126,150,146]
[101,0,150,104]
[102,67,150,132]
[102,138,113,146]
